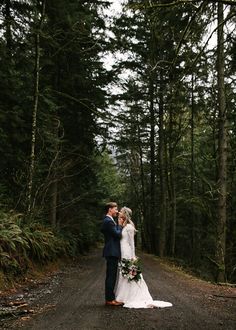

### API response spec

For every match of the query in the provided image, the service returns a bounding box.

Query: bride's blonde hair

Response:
[120,206,137,232]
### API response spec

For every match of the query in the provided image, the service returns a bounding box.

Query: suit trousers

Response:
[105,256,119,301]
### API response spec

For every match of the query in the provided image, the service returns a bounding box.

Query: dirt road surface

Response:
[1,248,236,330]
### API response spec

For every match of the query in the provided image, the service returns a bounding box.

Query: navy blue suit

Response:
[101,216,122,301]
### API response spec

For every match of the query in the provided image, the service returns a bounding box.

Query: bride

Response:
[115,207,172,309]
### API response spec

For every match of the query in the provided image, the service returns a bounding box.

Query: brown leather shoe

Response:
[105,300,124,306]
[116,300,124,305]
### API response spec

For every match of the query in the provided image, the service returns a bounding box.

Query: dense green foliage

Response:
[0,212,72,275]
[108,0,236,282]
[0,0,122,277]
[0,0,236,284]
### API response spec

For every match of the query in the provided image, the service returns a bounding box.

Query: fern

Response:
[0,211,81,275]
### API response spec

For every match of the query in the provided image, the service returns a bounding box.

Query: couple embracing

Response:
[101,202,172,309]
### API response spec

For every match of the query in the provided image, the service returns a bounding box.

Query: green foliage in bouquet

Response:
[119,258,142,282]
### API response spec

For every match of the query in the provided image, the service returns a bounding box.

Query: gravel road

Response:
[1,248,236,330]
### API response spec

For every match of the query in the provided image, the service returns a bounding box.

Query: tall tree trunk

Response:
[137,123,149,251]
[168,104,176,257]
[4,0,12,55]
[27,0,46,214]
[158,70,166,257]
[216,2,227,282]
[190,74,194,201]
[169,154,176,256]
[149,74,156,253]
[49,116,60,228]
[49,58,61,228]
[50,177,58,227]
[190,73,197,263]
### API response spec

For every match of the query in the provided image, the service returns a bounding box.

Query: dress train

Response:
[115,224,172,309]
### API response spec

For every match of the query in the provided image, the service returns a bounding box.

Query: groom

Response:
[101,202,124,306]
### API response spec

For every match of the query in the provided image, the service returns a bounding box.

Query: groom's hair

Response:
[105,202,117,213]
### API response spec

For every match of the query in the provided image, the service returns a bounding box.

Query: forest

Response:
[0,0,236,286]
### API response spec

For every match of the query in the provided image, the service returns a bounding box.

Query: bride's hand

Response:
[118,217,124,226]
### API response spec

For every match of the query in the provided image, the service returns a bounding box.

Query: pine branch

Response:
[172,1,207,68]
[51,89,108,118]
[184,8,236,76]
[129,0,236,10]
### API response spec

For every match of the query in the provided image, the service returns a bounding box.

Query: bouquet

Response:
[119,257,142,282]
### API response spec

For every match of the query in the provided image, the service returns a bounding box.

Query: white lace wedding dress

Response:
[115,224,172,309]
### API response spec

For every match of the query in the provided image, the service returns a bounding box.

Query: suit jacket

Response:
[101,216,122,258]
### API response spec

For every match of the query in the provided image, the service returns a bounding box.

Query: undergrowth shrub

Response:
[0,211,80,277]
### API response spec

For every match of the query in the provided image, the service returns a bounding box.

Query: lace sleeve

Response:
[126,224,135,259]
